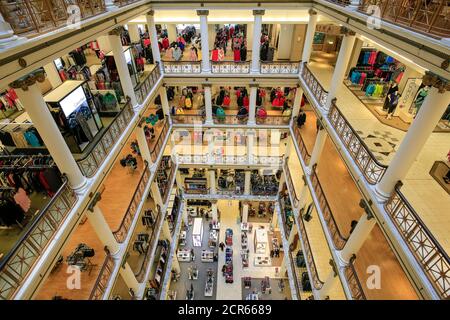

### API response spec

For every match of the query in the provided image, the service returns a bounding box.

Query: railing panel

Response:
[292,124,312,164]
[213,114,248,125]
[328,101,387,184]
[301,62,328,108]
[172,114,205,124]
[150,120,170,163]
[344,258,366,300]
[77,101,134,178]
[0,178,77,300]
[134,64,161,105]
[89,253,115,300]
[211,61,250,74]
[112,162,150,243]
[256,115,291,126]
[385,182,450,299]
[162,61,201,74]
[260,61,300,74]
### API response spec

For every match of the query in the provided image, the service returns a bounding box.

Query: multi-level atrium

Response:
[0,0,448,303]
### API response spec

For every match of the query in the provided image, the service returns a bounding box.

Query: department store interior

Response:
[0,1,449,301]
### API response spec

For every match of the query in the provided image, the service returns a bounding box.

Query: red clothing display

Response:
[211,49,219,61]
[233,49,241,62]
[144,38,151,47]
[243,96,249,107]
[223,96,231,106]
[162,38,169,50]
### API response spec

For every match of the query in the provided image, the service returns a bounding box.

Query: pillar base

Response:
[304,166,312,176]
[104,0,119,11]
[247,120,256,126]
[204,120,214,126]
[335,250,350,266]
[72,177,90,196]
[373,185,390,203]
[0,32,25,48]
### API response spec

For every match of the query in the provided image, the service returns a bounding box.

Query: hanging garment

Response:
[223,96,231,107]
[13,188,31,213]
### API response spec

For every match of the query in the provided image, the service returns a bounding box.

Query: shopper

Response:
[219,242,225,251]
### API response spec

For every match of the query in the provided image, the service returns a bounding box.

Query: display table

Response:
[204,269,215,297]
[254,256,271,267]
[177,249,191,262]
[192,218,203,247]
[254,228,268,254]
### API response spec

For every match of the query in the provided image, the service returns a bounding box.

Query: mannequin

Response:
[413,86,429,115]
[386,91,399,119]
[383,82,398,110]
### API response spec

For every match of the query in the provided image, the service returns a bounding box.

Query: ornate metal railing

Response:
[328,101,388,184]
[260,61,301,74]
[358,0,450,38]
[113,0,139,6]
[76,101,134,178]
[211,61,251,74]
[161,61,201,73]
[292,123,312,165]
[112,162,150,243]
[134,64,161,104]
[385,181,450,299]
[156,156,175,203]
[89,250,115,300]
[301,62,328,109]
[310,164,348,250]
[185,188,210,195]
[0,177,77,300]
[135,208,162,282]
[279,196,293,237]
[288,251,302,299]
[213,114,248,125]
[256,115,291,126]
[325,0,351,5]
[0,0,106,36]
[149,119,170,163]
[284,161,300,208]
[176,154,284,166]
[172,114,205,124]
[296,199,325,291]
[343,256,366,300]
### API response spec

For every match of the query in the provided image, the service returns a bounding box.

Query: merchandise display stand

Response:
[261,277,271,294]
[201,250,214,262]
[177,248,191,262]
[192,217,203,247]
[204,268,215,297]
[208,229,218,248]
[188,264,199,280]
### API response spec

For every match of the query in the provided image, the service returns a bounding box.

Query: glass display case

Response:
[44,80,103,153]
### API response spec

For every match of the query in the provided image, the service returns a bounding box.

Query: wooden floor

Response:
[295,111,419,300]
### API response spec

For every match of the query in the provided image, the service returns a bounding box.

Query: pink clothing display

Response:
[14,188,31,213]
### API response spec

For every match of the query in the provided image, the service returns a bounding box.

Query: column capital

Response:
[308,9,317,15]
[359,199,374,220]
[147,9,155,16]
[87,192,102,212]
[329,259,338,277]
[197,9,209,16]
[9,70,45,90]
[249,83,259,88]
[253,9,265,16]
[340,26,356,36]
[109,26,124,36]
[202,83,212,87]
[422,71,450,93]
[301,175,307,186]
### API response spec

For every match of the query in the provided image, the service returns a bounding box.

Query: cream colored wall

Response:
[289,24,306,61]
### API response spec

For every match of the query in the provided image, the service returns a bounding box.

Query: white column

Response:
[244,171,251,195]
[209,169,216,194]
[251,10,265,73]
[272,205,279,229]
[87,205,120,255]
[172,254,181,273]
[175,170,184,191]
[301,9,318,63]
[127,24,141,43]
[151,182,164,209]
[182,200,188,225]
[242,202,249,223]
[0,13,24,48]
[161,220,171,240]
[104,0,118,11]
[317,268,338,300]
[338,211,376,263]
[207,134,215,162]
[204,85,213,124]
[375,83,450,199]
[11,75,87,191]
[135,124,152,166]
[288,224,296,243]
[246,23,254,50]
[292,86,304,119]
[307,127,327,171]
[248,85,257,125]
[43,62,62,88]
[324,29,356,111]
[197,10,210,73]
[211,202,218,221]
[247,130,255,164]
[166,24,177,43]
[108,28,138,107]
[158,86,171,122]
[297,179,310,210]
[145,10,162,67]
[120,262,139,292]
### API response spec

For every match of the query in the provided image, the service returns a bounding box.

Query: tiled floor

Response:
[308,55,450,256]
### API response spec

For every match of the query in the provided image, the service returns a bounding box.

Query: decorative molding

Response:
[147,10,155,16]
[359,199,374,220]
[308,9,317,15]
[197,10,209,16]
[329,259,338,277]
[249,83,259,88]
[9,70,45,90]
[253,9,265,16]
[202,83,212,87]
[422,71,450,93]
[441,58,449,70]
[108,26,124,36]
[340,26,356,36]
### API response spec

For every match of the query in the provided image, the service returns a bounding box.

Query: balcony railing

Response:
[0,0,106,36]
[328,101,387,185]
[343,256,366,300]
[135,207,162,282]
[211,61,251,74]
[161,61,201,74]
[385,181,450,299]
[301,62,328,109]
[284,162,300,208]
[112,161,150,243]
[172,114,205,124]
[288,251,302,299]
[113,0,139,6]
[176,154,284,166]
[260,61,301,74]
[358,0,450,38]
[89,249,115,300]
[156,156,175,203]
[0,177,77,300]
[213,114,248,125]
[292,123,312,164]
[310,164,348,250]
[256,115,291,126]
[150,119,170,163]
[77,101,134,178]
[185,188,210,195]
[134,64,161,105]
